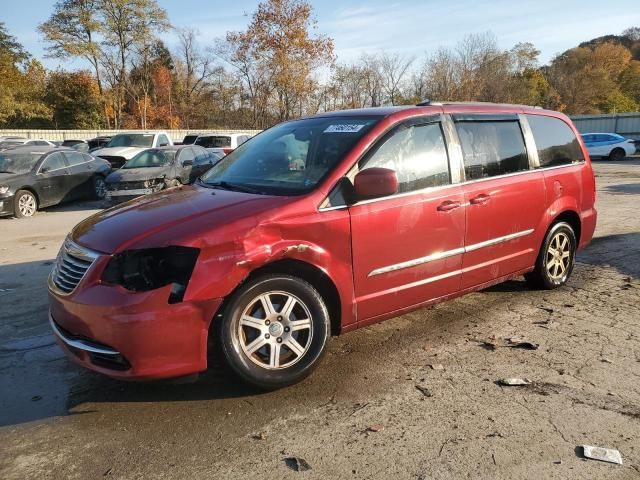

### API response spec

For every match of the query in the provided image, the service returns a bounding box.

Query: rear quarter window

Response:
[526,115,583,167]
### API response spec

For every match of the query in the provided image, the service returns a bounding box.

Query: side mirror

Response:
[40,166,49,174]
[182,160,193,166]
[159,142,169,147]
[353,167,398,200]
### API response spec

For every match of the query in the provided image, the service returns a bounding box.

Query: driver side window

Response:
[179,148,195,164]
[360,122,451,193]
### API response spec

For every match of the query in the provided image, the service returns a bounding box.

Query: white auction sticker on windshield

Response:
[324,124,366,133]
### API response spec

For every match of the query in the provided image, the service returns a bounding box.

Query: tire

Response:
[218,274,330,389]
[92,175,107,200]
[525,222,576,290]
[609,148,625,161]
[13,190,38,218]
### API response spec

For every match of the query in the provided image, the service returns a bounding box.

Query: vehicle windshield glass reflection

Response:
[200,116,379,196]
[0,152,42,174]
[107,134,155,148]
[123,150,175,169]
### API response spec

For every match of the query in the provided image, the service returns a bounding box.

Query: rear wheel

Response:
[525,222,576,289]
[218,274,330,389]
[609,147,625,161]
[14,190,38,218]
[92,175,107,199]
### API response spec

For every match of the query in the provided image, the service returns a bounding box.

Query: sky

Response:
[3,0,640,70]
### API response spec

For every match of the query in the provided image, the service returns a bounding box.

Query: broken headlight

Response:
[101,246,199,303]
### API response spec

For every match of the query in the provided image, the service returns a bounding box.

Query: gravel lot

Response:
[1,159,639,479]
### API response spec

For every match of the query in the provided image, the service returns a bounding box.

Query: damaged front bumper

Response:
[48,255,223,379]
[107,188,155,197]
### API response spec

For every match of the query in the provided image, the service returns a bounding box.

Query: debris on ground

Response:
[580,445,623,465]
[251,432,266,440]
[367,424,384,433]
[483,336,539,351]
[284,457,312,472]
[427,363,444,371]
[497,378,531,386]
[415,385,432,397]
[31,395,42,402]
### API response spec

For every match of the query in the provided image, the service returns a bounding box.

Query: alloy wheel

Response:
[94,177,106,199]
[546,232,571,280]
[237,291,313,370]
[18,193,37,217]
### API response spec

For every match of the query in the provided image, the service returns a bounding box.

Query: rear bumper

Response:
[49,282,223,380]
[579,207,597,250]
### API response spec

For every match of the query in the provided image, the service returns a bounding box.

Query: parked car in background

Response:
[581,133,636,161]
[105,145,217,203]
[180,133,205,145]
[48,103,596,389]
[61,139,90,153]
[194,132,252,156]
[93,132,173,169]
[87,136,112,152]
[0,146,111,218]
[0,136,26,142]
[0,138,56,150]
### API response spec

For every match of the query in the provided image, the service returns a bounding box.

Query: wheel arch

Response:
[212,258,343,337]
[552,210,581,247]
[15,186,40,206]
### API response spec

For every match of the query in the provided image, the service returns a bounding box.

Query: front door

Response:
[36,152,71,206]
[453,116,546,289]
[349,118,466,321]
[63,151,94,199]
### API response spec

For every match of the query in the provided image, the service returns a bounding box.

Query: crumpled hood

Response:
[93,146,146,159]
[106,166,171,183]
[71,185,294,254]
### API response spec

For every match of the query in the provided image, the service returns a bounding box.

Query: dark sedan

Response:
[105,145,221,203]
[0,146,111,218]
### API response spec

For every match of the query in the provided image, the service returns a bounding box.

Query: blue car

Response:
[580,133,636,161]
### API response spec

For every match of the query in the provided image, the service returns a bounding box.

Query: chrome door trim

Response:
[49,313,120,355]
[368,247,465,277]
[367,228,534,277]
[464,228,534,252]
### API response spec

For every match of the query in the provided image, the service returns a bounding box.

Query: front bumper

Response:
[107,188,154,197]
[0,194,15,216]
[49,271,223,380]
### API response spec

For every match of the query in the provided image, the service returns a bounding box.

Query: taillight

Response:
[222,148,234,155]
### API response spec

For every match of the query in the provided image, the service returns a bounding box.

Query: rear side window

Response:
[456,121,529,180]
[64,151,87,166]
[527,115,584,167]
[362,122,451,193]
[195,136,231,148]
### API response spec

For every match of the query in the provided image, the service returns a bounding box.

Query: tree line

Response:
[1,0,639,131]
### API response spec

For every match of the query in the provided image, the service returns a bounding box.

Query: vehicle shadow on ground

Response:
[603,183,640,195]
[578,232,640,278]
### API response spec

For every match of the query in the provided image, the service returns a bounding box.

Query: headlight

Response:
[0,186,9,195]
[101,246,199,303]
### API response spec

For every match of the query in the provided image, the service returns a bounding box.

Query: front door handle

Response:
[470,194,490,205]
[437,200,461,212]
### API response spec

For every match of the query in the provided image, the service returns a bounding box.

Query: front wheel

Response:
[525,222,576,289]
[14,190,38,218]
[218,274,330,389]
[92,175,107,200]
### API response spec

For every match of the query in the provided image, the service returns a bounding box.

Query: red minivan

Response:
[48,102,597,388]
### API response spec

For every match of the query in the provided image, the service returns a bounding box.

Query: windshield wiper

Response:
[204,181,263,194]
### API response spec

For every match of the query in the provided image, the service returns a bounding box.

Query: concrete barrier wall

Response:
[0,129,262,142]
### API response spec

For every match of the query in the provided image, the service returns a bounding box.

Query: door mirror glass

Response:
[182,159,193,166]
[353,167,398,200]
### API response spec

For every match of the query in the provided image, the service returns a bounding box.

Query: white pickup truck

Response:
[92,132,173,169]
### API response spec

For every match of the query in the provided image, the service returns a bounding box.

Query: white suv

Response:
[194,133,252,156]
[93,132,173,169]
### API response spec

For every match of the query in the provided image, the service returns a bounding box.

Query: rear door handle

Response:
[437,200,461,212]
[470,194,490,205]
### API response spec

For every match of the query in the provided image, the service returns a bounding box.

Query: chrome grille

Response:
[50,238,100,294]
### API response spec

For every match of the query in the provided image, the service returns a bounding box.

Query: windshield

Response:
[200,116,379,195]
[107,134,154,148]
[123,149,175,168]
[0,151,42,174]
[195,136,231,148]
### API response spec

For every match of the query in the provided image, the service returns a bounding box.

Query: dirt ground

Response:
[1,159,639,479]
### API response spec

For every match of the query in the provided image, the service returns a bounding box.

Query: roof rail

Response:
[416,100,542,109]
